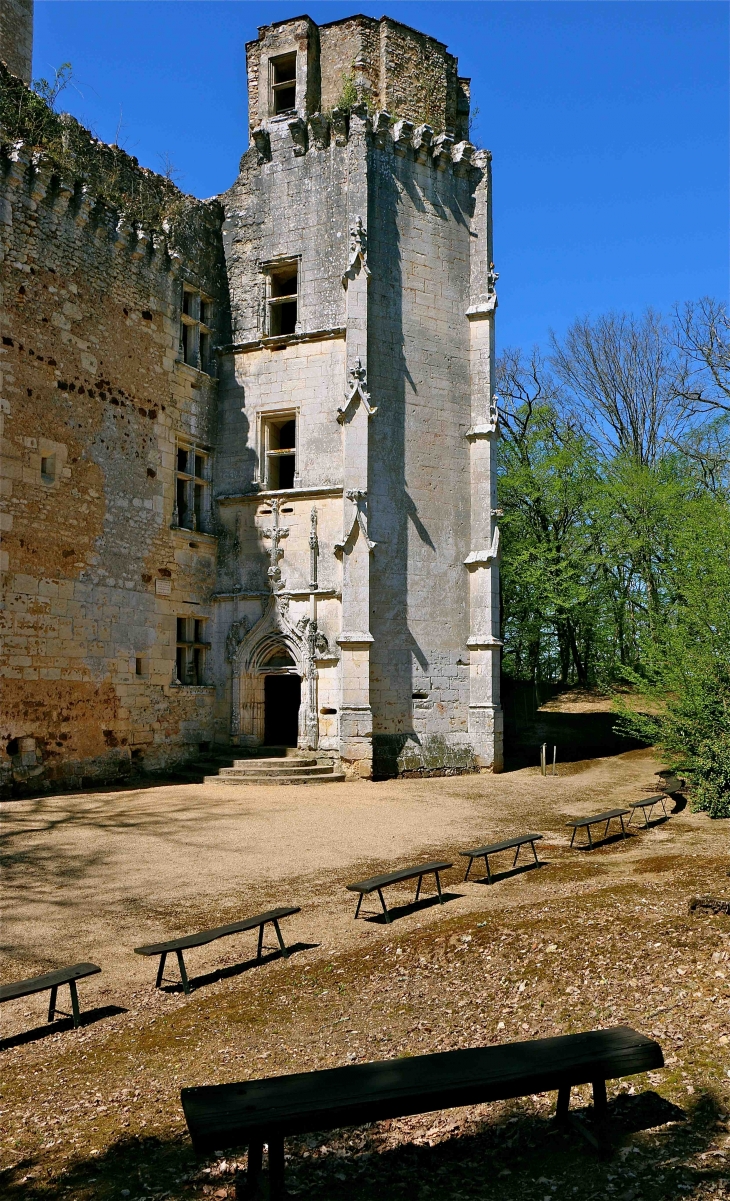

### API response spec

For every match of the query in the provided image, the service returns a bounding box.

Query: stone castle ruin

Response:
[0,8,503,793]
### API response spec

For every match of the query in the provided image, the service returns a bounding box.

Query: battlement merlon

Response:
[246,13,470,142]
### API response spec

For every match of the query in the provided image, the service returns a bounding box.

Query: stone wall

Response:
[367,124,481,777]
[0,0,32,85]
[0,98,225,796]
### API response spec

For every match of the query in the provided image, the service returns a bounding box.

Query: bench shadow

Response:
[468,861,546,887]
[0,1004,127,1052]
[0,1087,719,1201]
[361,892,464,925]
[571,830,636,852]
[159,942,319,994]
[628,813,671,832]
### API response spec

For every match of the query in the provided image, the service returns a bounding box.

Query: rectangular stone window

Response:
[262,413,297,490]
[266,261,298,337]
[40,454,56,484]
[174,442,210,530]
[270,52,297,115]
[180,285,214,373]
[175,617,209,685]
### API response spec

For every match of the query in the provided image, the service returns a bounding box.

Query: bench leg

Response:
[587,825,593,849]
[176,949,190,995]
[435,871,444,903]
[619,814,627,839]
[272,919,289,959]
[237,1140,263,1200]
[47,985,58,1023]
[556,1084,571,1123]
[463,856,472,882]
[531,840,540,866]
[268,1134,286,1201]
[512,843,521,868]
[257,923,265,962]
[415,874,422,903]
[68,980,81,1028]
[155,952,167,989]
[592,1078,608,1118]
[377,888,391,923]
[485,855,492,884]
[569,827,576,849]
[354,892,363,919]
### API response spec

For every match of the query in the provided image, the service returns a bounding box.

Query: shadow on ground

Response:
[0,1089,723,1201]
[157,943,319,995]
[0,1004,127,1053]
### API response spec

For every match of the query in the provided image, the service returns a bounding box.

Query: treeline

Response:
[497,298,730,816]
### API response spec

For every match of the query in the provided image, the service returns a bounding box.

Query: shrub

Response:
[690,732,730,818]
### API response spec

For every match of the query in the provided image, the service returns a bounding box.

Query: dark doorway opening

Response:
[264,674,301,746]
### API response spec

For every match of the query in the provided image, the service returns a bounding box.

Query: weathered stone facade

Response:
[0,11,503,794]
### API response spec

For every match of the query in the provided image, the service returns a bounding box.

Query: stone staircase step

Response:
[205,771,347,786]
[231,756,317,769]
[217,763,335,779]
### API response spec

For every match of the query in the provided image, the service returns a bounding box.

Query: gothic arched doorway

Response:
[264,673,301,746]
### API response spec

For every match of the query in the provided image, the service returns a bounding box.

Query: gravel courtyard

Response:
[1,748,729,1200]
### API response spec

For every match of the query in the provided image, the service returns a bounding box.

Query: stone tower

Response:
[0,0,33,84]
[212,14,503,776]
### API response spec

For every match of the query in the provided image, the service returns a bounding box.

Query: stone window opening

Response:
[40,454,56,485]
[135,657,146,677]
[180,285,215,373]
[173,442,210,531]
[175,617,209,685]
[266,261,298,337]
[270,52,297,116]
[262,414,297,490]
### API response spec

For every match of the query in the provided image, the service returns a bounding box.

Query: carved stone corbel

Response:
[331,107,348,147]
[341,217,371,287]
[251,126,271,163]
[335,489,376,555]
[372,111,391,149]
[288,117,308,157]
[464,526,500,567]
[392,119,414,156]
[412,124,433,164]
[432,133,454,170]
[336,358,377,423]
[308,113,330,150]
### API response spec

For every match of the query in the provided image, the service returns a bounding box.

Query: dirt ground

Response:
[1,746,730,1200]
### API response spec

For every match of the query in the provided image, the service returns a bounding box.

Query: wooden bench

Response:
[659,776,684,795]
[0,962,101,1029]
[460,833,543,883]
[567,809,630,849]
[181,1025,663,1197]
[346,861,453,923]
[628,794,669,828]
[134,907,300,995]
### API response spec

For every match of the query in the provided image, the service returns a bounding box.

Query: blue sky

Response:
[35,1,728,350]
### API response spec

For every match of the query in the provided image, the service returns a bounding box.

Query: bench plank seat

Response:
[567,809,630,849]
[628,795,668,827]
[346,861,453,923]
[134,907,300,994]
[181,1026,663,1196]
[459,834,543,883]
[0,962,101,1028]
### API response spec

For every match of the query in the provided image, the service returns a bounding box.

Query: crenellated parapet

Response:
[247,104,487,181]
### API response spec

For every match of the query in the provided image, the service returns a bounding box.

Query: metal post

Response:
[540,743,546,776]
[552,745,556,776]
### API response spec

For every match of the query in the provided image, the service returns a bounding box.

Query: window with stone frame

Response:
[265,260,298,337]
[174,442,211,531]
[175,617,209,686]
[180,285,215,373]
[262,412,297,490]
[269,52,297,116]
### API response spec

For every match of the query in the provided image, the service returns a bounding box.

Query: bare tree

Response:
[674,297,730,414]
[549,309,690,464]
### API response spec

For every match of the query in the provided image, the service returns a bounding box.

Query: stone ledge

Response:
[218,327,346,356]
